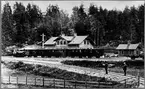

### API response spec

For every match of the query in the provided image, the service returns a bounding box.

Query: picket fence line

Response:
[1,75,140,88]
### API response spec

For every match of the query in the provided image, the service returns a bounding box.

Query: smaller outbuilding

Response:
[116,43,142,57]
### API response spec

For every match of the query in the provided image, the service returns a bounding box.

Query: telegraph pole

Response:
[41,33,45,48]
[94,30,96,46]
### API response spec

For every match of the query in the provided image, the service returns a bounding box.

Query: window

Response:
[57,41,59,45]
[64,41,67,45]
[59,40,61,45]
[120,51,122,55]
[122,50,124,55]
[130,51,131,54]
[63,40,65,45]
[87,40,89,45]
[128,50,130,54]
[60,40,63,45]
[62,40,64,45]
[84,40,88,45]
[137,51,139,55]
[130,51,133,55]
[84,40,86,44]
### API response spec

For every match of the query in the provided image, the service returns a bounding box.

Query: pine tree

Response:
[13,2,29,45]
[2,3,14,50]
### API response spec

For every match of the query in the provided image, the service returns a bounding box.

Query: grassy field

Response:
[2,61,114,82]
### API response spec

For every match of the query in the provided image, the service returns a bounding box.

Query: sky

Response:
[1,1,144,16]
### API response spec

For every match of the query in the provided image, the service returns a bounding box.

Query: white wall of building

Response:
[79,40,94,49]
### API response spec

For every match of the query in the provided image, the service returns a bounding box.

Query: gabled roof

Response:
[61,35,74,41]
[116,44,140,50]
[68,36,88,45]
[44,37,58,45]
[54,35,74,41]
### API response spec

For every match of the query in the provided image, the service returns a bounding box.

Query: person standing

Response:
[104,62,108,74]
[123,62,127,76]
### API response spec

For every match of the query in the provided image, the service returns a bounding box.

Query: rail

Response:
[1,75,140,88]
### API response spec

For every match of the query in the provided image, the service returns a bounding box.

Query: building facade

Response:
[44,34,94,49]
[116,43,142,57]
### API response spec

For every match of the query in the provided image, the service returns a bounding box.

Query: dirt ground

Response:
[1,56,144,88]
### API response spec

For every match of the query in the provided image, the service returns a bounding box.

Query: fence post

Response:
[17,76,18,85]
[43,77,44,87]
[64,79,65,88]
[53,79,55,88]
[85,80,87,89]
[138,75,140,87]
[9,75,10,84]
[98,81,100,88]
[124,79,126,88]
[74,80,76,89]
[35,77,36,86]
[26,75,27,85]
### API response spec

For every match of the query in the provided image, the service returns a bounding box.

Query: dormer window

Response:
[64,41,66,45]
[87,40,89,45]
[84,40,86,44]
[59,40,61,45]
[56,39,68,45]
[60,40,63,45]
[84,40,88,45]
[57,41,59,45]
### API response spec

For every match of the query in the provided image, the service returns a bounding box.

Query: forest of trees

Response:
[2,2,144,51]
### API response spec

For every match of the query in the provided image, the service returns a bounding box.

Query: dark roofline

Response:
[86,36,96,46]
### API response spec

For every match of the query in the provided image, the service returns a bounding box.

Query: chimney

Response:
[127,40,131,49]
[61,34,65,36]
[61,32,65,37]
[74,33,77,37]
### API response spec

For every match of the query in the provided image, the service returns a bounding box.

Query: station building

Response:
[44,34,95,49]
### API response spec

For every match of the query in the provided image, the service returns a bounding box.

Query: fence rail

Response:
[1,75,140,88]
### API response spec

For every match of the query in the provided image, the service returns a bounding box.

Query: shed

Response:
[116,43,142,57]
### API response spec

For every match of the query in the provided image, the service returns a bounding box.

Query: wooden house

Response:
[44,34,94,49]
[116,43,142,57]
[14,33,105,57]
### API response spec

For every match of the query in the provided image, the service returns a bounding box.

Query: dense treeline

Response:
[2,2,144,51]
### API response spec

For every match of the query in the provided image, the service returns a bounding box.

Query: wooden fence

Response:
[1,75,140,88]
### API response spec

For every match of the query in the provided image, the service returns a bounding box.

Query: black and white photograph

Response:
[1,0,144,89]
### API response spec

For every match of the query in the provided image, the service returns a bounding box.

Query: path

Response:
[1,56,144,88]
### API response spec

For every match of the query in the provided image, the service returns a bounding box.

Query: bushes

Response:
[62,60,144,78]
[5,61,35,72]
[125,60,144,66]
[16,61,24,67]
[61,60,144,69]
[6,61,24,69]
[61,60,105,68]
